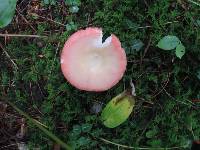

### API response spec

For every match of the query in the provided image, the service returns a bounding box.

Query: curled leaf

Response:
[175,43,185,59]
[101,91,135,128]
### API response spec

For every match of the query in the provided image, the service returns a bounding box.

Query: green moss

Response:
[0,0,200,149]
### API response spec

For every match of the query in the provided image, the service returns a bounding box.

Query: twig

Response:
[0,34,47,38]
[137,21,179,29]
[0,144,17,149]
[142,37,152,59]
[98,137,187,149]
[16,9,37,32]
[0,43,18,70]
[50,42,61,74]
[187,0,200,6]
[35,15,66,26]
[143,0,149,7]
[161,84,196,107]
[151,73,171,99]
[139,37,152,71]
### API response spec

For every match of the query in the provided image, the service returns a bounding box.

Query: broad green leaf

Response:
[175,43,185,59]
[0,0,17,28]
[157,35,180,50]
[101,91,135,128]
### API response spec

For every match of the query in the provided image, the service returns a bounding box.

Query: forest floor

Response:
[0,0,200,149]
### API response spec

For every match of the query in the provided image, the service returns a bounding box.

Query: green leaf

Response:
[43,0,56,5]
[195,19,200,27]
[157,35,180,50]
[77,137,91,146]
[146,129,158,138]
[101,91,135,128]
[69,6,79,13]
[65,0,81,6]
[81,124,92,133]
[0,0,17,28]
[72,125,82,135]
[175,43,185,59]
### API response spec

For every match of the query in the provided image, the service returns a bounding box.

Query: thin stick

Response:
[16,9,37,32]
[0,34,47,38]
[142,37,152,59]
[138,21,179,29]
[50,42,60,74]
[99,137,187,149]
[0,96,72,150]
[0,144,17,149]
[36,15,66,26]
[151,73,171,99]
[187,0,200,6]
[161,84,195,107]
[0,43,18,70]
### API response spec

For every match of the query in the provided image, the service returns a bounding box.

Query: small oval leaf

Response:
[0,0,17,28]
[157,35,180,50]
[101,91,135,128]
[175,43,185,59]
[146,129,158,138]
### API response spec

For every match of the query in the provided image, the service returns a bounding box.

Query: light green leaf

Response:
[69,6,79,13]
[43,0,56,5]
[175,43,185,59]
[157,35,180,50]
[101,91,135,128]
[0,0,17,28]
[81,123,92,133]
[195,19,200,27]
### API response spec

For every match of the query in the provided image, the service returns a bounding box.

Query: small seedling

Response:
[157,35,185,59]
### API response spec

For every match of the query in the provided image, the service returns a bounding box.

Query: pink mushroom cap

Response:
[60,27,127,91]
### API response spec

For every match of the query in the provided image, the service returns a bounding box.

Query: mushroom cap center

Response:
[86,52,103,72]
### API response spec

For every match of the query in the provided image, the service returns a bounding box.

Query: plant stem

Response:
[0,97,72,150]
[188,0,200,6]
[0,34,47,38]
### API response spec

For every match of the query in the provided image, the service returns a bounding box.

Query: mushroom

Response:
[60,27,127,91]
